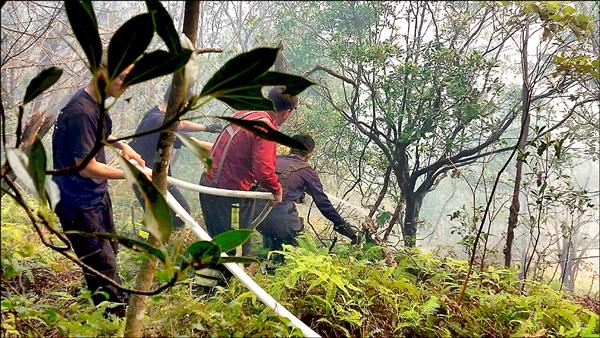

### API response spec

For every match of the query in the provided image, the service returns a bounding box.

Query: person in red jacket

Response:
[198,86,299,257]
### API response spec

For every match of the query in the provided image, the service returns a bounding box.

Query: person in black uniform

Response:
[129,87,221,229]
[254,134,359,252]
[52,59,144,317]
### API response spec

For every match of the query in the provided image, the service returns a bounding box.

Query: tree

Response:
[277,1,597,248]
[503,0,598,267]
[124,3,201,336]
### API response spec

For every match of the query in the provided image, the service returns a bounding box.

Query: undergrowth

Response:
[1,196,599,337]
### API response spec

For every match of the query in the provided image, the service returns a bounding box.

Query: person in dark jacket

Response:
[255,134,359,252]
[129,87,221,230]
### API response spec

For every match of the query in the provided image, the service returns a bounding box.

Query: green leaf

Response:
[63,231,167,263]
[200,48,315,110]
[219,256,258,264]
[212,229,253,253]
[107,13,155,80]
[65,0,102,72]
[23,67,63,105]
[213,71,316,110]
[174,132,212,171]
[27,138,47,204]
[218,116,308,151]
[122,49,192,87]
[537,142,550,156]
[5,142,59,209]
[376,211,393,226]
[421,296,441,316]
[539,182,548,196]
[113,149,172,243]
[187,241,221,264]
[201,47,279,97]
[145,0,181,53]
[581,311,598,337]
[211,87,275,111]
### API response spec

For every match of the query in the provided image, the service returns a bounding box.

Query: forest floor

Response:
[1,197,599,337]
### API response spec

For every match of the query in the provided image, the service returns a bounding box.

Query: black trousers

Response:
[134,184,190,230]
[55,193,125,306]
[254,200,304,251]
[198,174,255,256]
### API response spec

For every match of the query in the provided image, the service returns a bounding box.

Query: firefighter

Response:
[255,134,359,253]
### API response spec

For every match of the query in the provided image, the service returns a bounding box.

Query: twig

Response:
[196,47,223,54]
[304,65,356,85]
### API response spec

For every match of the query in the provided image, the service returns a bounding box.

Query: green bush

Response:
[2,209,598,337]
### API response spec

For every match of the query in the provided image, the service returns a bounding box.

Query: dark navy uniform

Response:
[52,88,125,312]
[129,106,189,229]
[255,154,354,251]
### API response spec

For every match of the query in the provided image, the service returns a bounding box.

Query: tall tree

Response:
[505,23,531,268]
[503,0,598,267]
[124,2,200,336]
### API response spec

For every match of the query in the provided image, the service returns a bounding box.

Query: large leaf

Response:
[187,241,221,264]
[107,13,155,80]
[78,0,97,26]
[211,229,253,253]
[27,138,47,203]
[6,141,59,208]
[65,0,102,72]
[145,0,181,53]
[174,132,212,171]
[122,49,192,88]
[63,231,166,263]
[5,148,38,200]
[23,67,63,105]
[113,151,172,243]
[212,87,275,111]
[200,47,279,97]
[200,48,315,110]
[218,116,308,151]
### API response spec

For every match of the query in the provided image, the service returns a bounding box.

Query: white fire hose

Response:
[133,164,320,338]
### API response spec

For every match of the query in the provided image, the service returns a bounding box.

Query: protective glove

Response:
[334,221,359,244]
[204,123,223,133]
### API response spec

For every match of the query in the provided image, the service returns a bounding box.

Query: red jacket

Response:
[205,110,282,194]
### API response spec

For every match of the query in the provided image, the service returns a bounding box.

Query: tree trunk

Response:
[504,23,531,268]
[382,201,403,243]
[402,191,424,247]
[123,2,200,336]
[565,260,578,292]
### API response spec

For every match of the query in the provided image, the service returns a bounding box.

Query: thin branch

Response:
[305,65,356,85]
[196,47,223,54]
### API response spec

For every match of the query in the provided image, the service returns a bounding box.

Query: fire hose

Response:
[133,163,320,337]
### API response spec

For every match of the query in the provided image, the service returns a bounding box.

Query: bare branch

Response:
[305,65,356,85]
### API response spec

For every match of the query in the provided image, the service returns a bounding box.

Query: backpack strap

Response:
[211,111,267,186]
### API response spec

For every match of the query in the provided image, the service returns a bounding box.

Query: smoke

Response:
[324,191,370,217]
